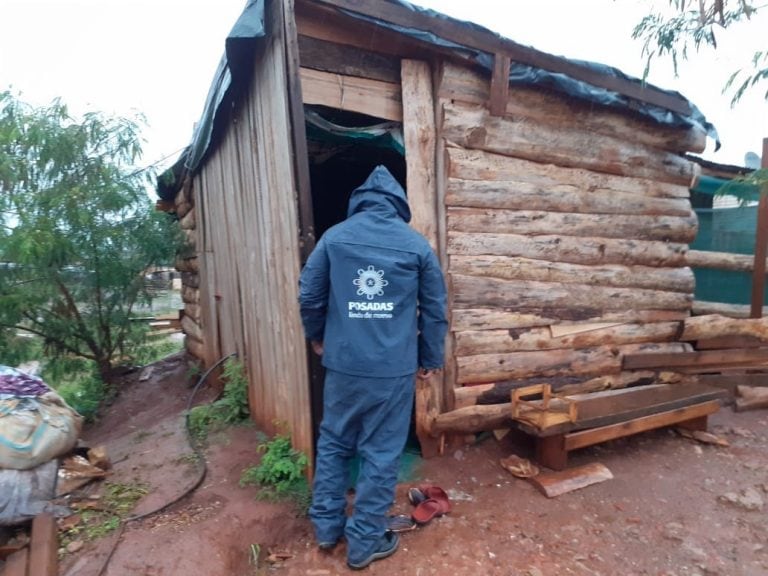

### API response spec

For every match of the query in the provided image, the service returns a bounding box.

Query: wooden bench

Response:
[511,383,727,470]
[0,514,58,576]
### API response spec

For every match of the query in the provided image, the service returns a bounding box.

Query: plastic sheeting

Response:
[0,460,65,526]
[305,108,405,154]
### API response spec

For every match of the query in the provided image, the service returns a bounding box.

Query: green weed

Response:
[60,481,148,551]
[187,358,250,441]
[56,372,107,422]
[240,433,310,513]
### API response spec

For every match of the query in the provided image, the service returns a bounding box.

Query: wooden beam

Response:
[529,463,614,497]
[443,102,698,186]
[687,249,762,272]
[693,300,768,318]
[402,59,441,458]
[284,0,316,262]
[28,513,58,576]
[564,400,719,451]
[402,60,438,249]
[489,53,510,116]
[297,34,401,83]
[300,67,402,121]
[3,548,28,576]
[623,348,768,370]
[311,0,692,115]
[751,137,768,318]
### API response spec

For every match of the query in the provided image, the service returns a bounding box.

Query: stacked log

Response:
[174,179,203,361]
[430,62,704,434]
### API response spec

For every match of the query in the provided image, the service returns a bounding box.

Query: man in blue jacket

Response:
[299,165,448,570]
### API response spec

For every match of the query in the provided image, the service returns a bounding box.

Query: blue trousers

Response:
[310,369,414,564]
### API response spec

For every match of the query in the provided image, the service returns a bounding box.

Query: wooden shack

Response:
[158,0,757,469]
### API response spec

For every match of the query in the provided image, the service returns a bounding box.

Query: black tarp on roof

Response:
[156,0,717,201]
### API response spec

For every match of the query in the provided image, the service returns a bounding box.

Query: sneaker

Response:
[347,532,399,570]
[318,539,339,551]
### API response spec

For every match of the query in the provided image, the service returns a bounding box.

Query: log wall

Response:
[436,61,700,394]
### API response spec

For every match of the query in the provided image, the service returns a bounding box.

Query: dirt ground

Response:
[58,352,768,576]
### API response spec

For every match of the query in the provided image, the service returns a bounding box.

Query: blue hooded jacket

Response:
[299,165,448,377]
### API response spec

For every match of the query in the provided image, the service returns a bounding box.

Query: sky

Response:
[1,0,766,182]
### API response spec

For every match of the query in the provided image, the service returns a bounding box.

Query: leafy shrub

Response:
[187,358,249,440]
[57,373,106,422]
[240,433,310,512]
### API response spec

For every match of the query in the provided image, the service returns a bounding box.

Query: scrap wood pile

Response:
[432,313,768,468]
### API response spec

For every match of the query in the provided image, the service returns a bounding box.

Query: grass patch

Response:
[188,358,249,441]
[60,481,149,550]
[240,433,310,514]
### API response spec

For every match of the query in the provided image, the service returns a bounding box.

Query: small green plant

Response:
[60,481,148,550]
[56,372,107,422]
[240,433,310,512]
[187,358,249,441]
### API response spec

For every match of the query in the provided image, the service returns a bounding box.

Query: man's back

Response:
[299,165,447,378]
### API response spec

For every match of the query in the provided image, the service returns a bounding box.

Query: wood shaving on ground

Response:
[675,427,729,446]
[499,454,540,478]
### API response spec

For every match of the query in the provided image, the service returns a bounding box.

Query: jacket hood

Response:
[347,165,411,223]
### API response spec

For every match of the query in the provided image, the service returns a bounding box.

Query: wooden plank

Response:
[297,34,400,83]
[284,2,316,262]
[300,67,402,121]
[402,60,438,249]
[435,81,456,419]
[442,102,698,186]
[697,373,768,394]
[751,137,768,318]
[402,59,441,458]
[735,385,768,411]
[564,400,721,451]
[488,53,510,116]
[695,336,765,349]
[623,348,768,370]
[529,463,614,497]
[28,513,58,576]
[2,548,28,576]
[312,0,692,115]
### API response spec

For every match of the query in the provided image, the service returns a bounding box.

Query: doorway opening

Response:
[303,104,409,448]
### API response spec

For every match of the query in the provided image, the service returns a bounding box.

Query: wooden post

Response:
[28,513,58,576]
[489,53,511,117]
[751,138,768,318]
[402,59,442,458]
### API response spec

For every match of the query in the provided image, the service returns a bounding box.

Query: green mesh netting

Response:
[692,205,765,304]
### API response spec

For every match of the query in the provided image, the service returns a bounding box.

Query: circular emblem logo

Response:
[353,265,388,300]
